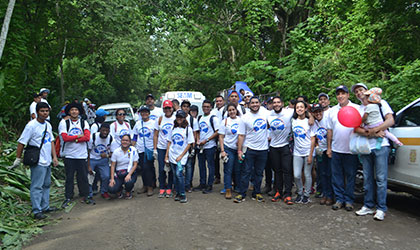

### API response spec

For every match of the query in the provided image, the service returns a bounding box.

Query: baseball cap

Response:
[33,93,41,98]
[163,100,173,108]
[317,93,329,100]
[95,109,110,117]
[181,100,191,107]
[351,82,368,93]
[244,91,253,97]
[146,94,154,100]
[335,85,349,94]
[190,105,199,112]
[84,98,90,102]
[139,105,150,113]
[312,103,323,112]
[39,88,50,94]
[175,110,187,118]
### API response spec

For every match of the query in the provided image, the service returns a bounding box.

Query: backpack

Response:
[61,119,87,153]
[198,114,217,142]
[113,121,130,133]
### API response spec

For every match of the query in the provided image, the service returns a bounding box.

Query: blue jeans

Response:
[108,170,138,193]
[318,151,333,199]
[89,158,110,196]
[198,146,216,187]
[224,146,240,190]
[360,146,390,212]
[157,148,173,189]
[139,152,155,187]
[171,163,186,195]
[30,164,51,214]
[239,149,268,197]
[185,154,196,190]
[331,152,358,204]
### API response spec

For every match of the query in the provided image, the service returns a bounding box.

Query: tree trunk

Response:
[0,0,16,61]
[59,39,67,104]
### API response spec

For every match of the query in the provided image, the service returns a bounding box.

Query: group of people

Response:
[13,83,396,221]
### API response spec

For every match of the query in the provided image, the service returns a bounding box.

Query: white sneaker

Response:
[355,206,375,216]
[373,210,386,221]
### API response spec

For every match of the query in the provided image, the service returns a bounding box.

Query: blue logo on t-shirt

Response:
[293,126,307,139]
[43,131,52,144]
[150,115,158,120]
[94,144,107,154]
[119,129,129,139]
[316,127,327,141]
[68,127,82,136]
[231,123,239,134]
[172,133,184,146]
[162,123,173,135]
[253,118,267,132]
[270,118,285,131]
[200,121,209,133]
[140,127,152,138]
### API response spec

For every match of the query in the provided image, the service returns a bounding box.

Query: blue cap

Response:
[95,109,110,117]
[335,85,349,94]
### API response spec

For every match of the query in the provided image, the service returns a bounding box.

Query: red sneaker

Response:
[101,192,111,200]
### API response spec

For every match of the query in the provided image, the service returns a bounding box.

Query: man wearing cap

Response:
[318,93,331,113]
[90,109,110,134]
[59,102,92,207]
[39,88,51,120]
[29,93,42,120]
[352,83,394,221]
[145,94,163,121]
[327,85,360,211]
[243,91,253,110]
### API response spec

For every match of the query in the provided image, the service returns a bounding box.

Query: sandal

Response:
[284,196,293,205]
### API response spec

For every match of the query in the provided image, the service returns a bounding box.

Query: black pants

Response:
[64,158,89,199]
[214,146,221,179]
[139,153,155,187]
[269,145,293,197]
[265,151,273,187]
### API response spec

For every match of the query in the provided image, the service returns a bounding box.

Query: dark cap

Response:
[139,105,150,113]
[33,93,41,98]
[175,110,187,118]
[266,97,274,104]
[146,94,154,100]
[190,105,199,112]
[335,85,349,94]
[65,102,84,116]
[317,92,329,100]
[181,100,191,107]
[312,103,323,112]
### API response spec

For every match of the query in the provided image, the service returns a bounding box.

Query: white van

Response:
[97,102,137,127]
[162,91,206,115]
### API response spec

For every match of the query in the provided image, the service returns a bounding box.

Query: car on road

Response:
[97,102,137,127]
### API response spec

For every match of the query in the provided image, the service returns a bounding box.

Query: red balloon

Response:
[338,106,362,128]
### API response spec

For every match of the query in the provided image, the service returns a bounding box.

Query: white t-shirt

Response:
[133,119,158,153]
[29,102,37,119]
[110,121,132,152]
[186,115,199,132]
[364,104,383,125]
[40,98,51,120]
[90,122,102,135]
[219,117,241,150]
[210,107,223,123]
[238,109,269,151]
[292,118,314,157]
[198,114,220,149]
[88,132,113,160]
[328,102,360,154]
[359,100,392,149]
[167,126,194,165]
[111,147,139,171]
[312,118,329,151]
[149,107,163,121]
[268,109,294,148]
[18,120,53,166]
[58,119,90,159]
[156,115,176,150]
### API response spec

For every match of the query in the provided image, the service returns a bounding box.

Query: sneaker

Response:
[174,194,181,201]
[101,192,111,200]
[158,189,166,198]
[61,199,72,208]
[373,210,386,221]
[302,196,311,204]
[271,192,282,202]
[180,194,188,203]
[284,196,293,205]
[117,191,124,199]
[314,191,323,198]
[345,203,354,212]
[332,201,343,210]
[34,212,47,220]
[125,192,133,199]
[356,206,375,216]
[202,186,213,194]
[233,194,245,203]
[165,189,173,198]
[295,195,303,204]
[220,189,226,194]
[193,184,206,191]
[255,194,265,202]
[186,188,192,193]
[82,197,96,205]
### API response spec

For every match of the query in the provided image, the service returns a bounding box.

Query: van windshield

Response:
[103,108,134,122]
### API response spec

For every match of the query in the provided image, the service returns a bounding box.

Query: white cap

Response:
[39,88,50,94]
[244,91,253,97]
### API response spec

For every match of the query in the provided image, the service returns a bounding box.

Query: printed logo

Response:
[162,123,173,135]
[172,133,184,147]
[140,127,152,138]
[43,131,52,144]
[119,129,129,139]
[200,121,209,133]
[150,115,158,120]
[270,118,285,131]
[316,127,327,141]
[94,144,107,154]
[230,123,239,134]
[293,126,307,139]
[68,127,82,136]
[253,118,267,132]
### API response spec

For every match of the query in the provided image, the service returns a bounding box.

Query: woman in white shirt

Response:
[291,101,314,204]
[165,110,194,203]
[109,134,139,199]
[219,103,241,199]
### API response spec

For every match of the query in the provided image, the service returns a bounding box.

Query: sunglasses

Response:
[117,113,126,116]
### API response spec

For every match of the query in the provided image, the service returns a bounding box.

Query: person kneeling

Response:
[109,134,138,199]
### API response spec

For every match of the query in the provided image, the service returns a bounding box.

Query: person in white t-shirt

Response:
[267,96,295,205]
[196,100,220,194]
[132,105,158,196]
[153,100,175,198]
[211,95,225,185]
[39,88,51,120]
[90,109,110,134]
[327,85,360,212]
[29,93,42,120]
[308,103,333,205]
[13,102,59,220]
[58,102,92,207]
[221,91,246,119]
[145,94,163,121]
[234,96,269,203]
[87,123,113,200]
[110,108,132,152]
[109,134,139,199]
[219,103,242,199]
[165,110,194,203]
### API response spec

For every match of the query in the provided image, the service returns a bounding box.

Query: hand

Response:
[52,158,59,167]
[307,155,313,165]
[124,174,131,183]
[100,152,108,158]
[376,130,386,138]
[77,134,84,139]
[175,156,182,162]
[9,158,22,169]
[238,151,243,161]
[109,179,115,187]
[221,151,227,158]
[199,140,206,146]
[367,127,379,137]
[165,156,169,163]
[88,166,93,175]
[326,148,332,158]
[153,149,158,159]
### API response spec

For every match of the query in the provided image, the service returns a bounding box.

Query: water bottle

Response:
[375,137,383,150]
[238,146,247,163]
[177,161,183,173]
